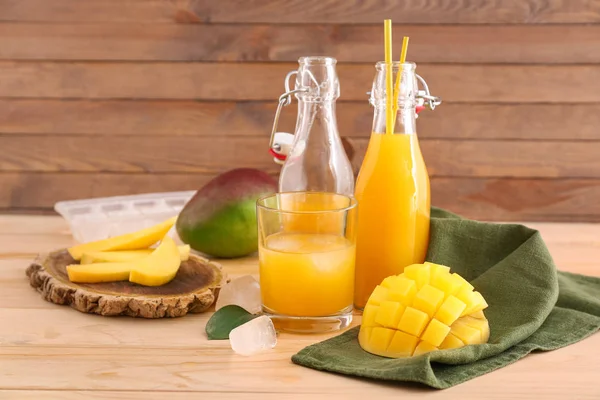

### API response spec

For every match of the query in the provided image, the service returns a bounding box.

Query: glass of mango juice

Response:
[257,192,357,333]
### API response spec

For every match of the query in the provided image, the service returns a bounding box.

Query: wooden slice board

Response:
[26,249,228,318]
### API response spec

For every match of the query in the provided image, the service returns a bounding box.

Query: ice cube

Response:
[229,316,277,356]
[215,275,262,315]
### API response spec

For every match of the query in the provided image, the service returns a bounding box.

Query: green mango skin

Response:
[176,168,277,258]
[178,199,259,258]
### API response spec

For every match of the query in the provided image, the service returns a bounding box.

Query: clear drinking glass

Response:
[257,192,357,333]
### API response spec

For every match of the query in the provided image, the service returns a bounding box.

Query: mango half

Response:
[359,263,489,358]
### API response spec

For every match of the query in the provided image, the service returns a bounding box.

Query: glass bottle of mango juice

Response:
[354,62,439,309]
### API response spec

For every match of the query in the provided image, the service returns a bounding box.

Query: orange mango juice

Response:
[279,192,350,235]
[259,232,355,316]
[354,132,430,309]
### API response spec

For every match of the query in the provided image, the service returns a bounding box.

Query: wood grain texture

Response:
[0,0,176,23]
[0,173,216,210]
[432,177,600,222]
[2,23,600,63]
[0,136,274,173]
[2,62,600,102]
[2,100,600,140]
[1,0,599,220]
[0,392,433,400]
[3,173,600,222]
[0,215,599,398]
[0,100,535,140]
[0,337,598,396]
[184,0,600,24]
[2,135,599,178]
[0,214,69,234]
[0,392,413,400]
[0,335,598,398]
[3,0,600,24]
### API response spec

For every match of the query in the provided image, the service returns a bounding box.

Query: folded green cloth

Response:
[292,207,600,389]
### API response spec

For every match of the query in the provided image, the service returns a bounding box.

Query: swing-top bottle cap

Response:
[370,61,418,108]
[268,56,344,165]
[368,61,442,111]
[295,56,340,102]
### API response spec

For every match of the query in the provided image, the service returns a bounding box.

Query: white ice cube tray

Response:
[54,191,196,244]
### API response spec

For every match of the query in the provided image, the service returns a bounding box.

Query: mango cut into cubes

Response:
[387,330,419,357]
[375,301,406,329]
[359,262,490,358]
[434,295,467,326]
[386,276,417,304]
[425,262,450,281]
[456,315,491,344]
[421,319,451,347]
[368,327,396,355]
[403,264,430,289]
[398,306,429,337]
[412,284,445,317]
[440,333,464,350]
[413,341,438,356]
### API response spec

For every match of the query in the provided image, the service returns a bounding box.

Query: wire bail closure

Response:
[268,71,309,164]
[367,73,441,114]
[269,70,441,164]
[415,74,442,110]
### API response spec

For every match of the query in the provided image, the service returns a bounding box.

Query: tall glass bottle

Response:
[274,56,354,196]
[354,62,440,309]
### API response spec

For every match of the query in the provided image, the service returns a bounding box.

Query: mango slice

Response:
[67,262,132,283]
[359,263,489,358]
[80,245,190,264]
[68,216,177,260]
[67,235,182,286]
[129,236,181,286]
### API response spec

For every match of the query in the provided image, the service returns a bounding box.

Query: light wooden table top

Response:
[1,215,599,399]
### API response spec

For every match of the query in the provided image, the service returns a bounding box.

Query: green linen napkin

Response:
[292,207,600,389]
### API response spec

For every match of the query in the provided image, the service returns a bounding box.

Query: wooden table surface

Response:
[1,215,599,399]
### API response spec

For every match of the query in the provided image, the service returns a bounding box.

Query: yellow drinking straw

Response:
[384,19,393,135]
[392,36,410,129]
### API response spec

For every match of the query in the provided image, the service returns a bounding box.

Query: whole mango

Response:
[176,168,277,258]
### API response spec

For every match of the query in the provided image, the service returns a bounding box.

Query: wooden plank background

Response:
[1,0,600,221]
